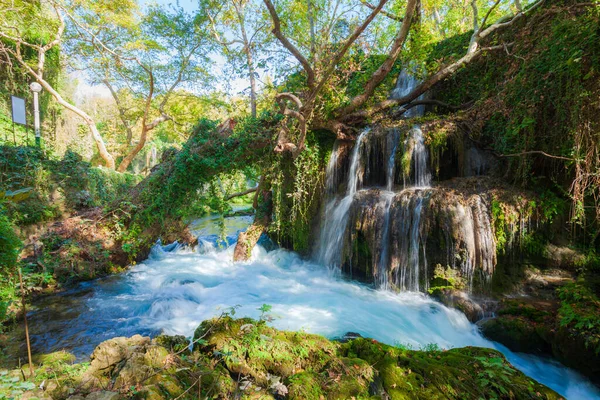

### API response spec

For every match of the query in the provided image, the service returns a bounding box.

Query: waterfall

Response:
[346,129,369,196]
[390,68,426,117]
[404,126,431,188]
[324,140,342,196]
[386,129,400,191]
[317,129,369,268]
[316,67,496,293]
[387,189,429,291]
[375,191,395,288]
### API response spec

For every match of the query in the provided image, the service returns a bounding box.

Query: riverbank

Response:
[1,316,563,400]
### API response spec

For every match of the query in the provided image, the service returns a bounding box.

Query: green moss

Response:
[429,264,465,293]
[193,317,560,399]
[287,372,324,399]
[481,317,549,354]
[498,301,550,323]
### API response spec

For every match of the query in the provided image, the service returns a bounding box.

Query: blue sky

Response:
[138,0,198,12]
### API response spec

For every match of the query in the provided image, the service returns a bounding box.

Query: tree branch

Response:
[498,150,575,162]
[263,0,316,88]
[340,1,547,122]
[335,0,417,117]
[313,0,390,97]
[226,186,259,200]
[360,0,403,21]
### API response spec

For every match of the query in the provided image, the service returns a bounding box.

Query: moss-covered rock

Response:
[9,317,563,399]
[193,317,560,399]
[480,317,550,354]
[480,287,600,385]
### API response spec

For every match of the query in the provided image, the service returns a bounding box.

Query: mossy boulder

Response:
[193,317,560,399]
[480,317,551,354]
[481,284,600,385]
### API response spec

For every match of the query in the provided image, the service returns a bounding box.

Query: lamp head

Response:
[30,82,43,93]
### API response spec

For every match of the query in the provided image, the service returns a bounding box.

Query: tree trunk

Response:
[38,76,114,169]
[335,0,417,117]
[233,181,273,261]
[246,50,258,118]
[118,126,148,172]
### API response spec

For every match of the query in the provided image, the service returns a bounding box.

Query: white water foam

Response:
[113,245,595,399]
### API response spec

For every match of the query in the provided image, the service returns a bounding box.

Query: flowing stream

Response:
[27,228,600,399]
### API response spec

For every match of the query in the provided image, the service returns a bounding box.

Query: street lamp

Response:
[29,82,42,147]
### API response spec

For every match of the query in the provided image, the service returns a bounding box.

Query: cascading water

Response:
[390,67,426,117]
[390,189,429,291]
[317,66,498,292]
[386,129,400,191]
[405,125,432,188]
[316,129,369,269]
[317,67,436,288]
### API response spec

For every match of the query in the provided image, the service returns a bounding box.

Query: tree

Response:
[0,0,115,168]
[65,2,213,172]
[261,0,418,155]
[207,0,272,118]
[341,0,542,122]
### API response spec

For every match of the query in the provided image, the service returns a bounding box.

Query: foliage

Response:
[491,196,539,257]
[0,146,141,225]
[190,316,559,399]
[428,264,465,293]
[0,207,20,327]
[112,113,279,259]
[433,2,600,242]
[0,371,36,400]
[271,134,327,252]
[557,282,600,354]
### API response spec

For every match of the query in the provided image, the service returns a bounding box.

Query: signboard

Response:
[11,96,26,126]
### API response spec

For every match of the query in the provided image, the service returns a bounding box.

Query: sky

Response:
[139,0,198,12]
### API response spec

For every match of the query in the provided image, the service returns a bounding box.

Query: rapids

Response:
[27,217,600,399]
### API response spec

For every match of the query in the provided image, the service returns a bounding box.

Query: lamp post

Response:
[29,82,42,147]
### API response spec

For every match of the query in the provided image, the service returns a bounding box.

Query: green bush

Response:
[0,207,21,325]
[557,282,600,354]
[0,146,142,225]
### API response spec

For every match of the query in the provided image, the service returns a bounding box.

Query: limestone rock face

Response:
[341,185,498,292]
[84,391,121,400]
[433,288,490,322]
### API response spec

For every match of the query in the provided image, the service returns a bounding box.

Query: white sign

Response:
[11,96,26,126]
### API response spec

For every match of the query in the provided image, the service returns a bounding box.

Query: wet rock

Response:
[543,244,585,270]
[82,334,178,393]
[433,288,487,322]
[480,317,550,354]
[343,184,498,292]
[193,316,561,399]
[21,391,52,400]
